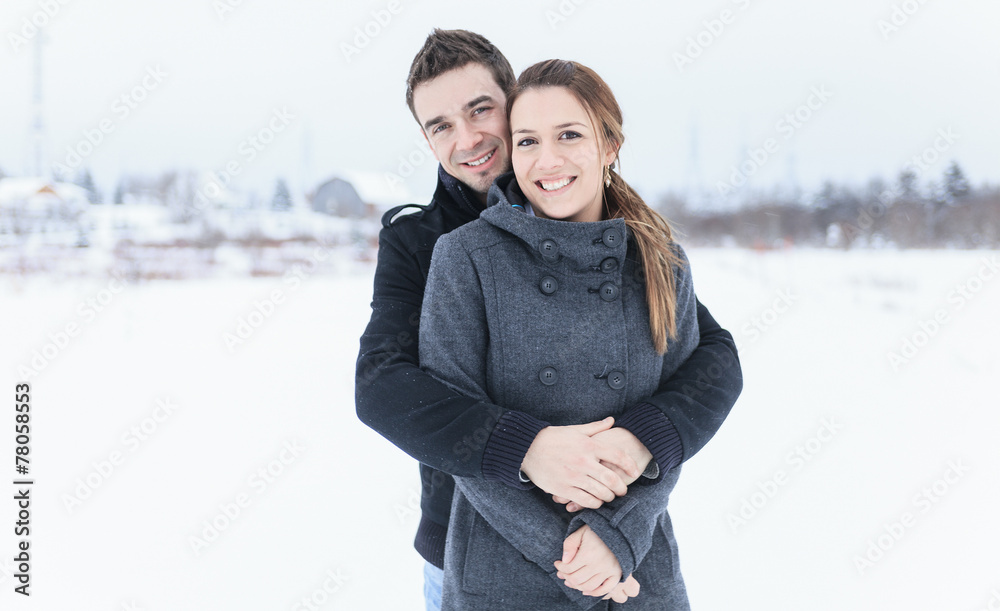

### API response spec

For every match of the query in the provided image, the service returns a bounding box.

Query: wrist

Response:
[614,403,683,483]
[481,411,549,489]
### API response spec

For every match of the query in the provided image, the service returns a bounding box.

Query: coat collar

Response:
[435,164,487,224]
[480,172,630,270]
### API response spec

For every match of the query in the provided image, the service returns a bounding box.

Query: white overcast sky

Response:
[1,0,998,205]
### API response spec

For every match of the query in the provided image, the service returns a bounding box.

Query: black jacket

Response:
[356,166,743,569]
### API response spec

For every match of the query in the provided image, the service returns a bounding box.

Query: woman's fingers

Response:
[568,569,605,593]
[582,575,617,598]
[560,525,586,564]
[603,576,640,603]
[623,575,640,597]
[610,586,629,603]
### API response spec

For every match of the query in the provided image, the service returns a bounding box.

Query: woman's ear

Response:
[603,140,619,167]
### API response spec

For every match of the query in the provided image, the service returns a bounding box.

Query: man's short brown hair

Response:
[405,29,515,123]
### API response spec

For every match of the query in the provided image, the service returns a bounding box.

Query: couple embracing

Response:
[357,29,743,610]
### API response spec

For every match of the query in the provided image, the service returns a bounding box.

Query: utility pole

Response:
[30,33,48,179]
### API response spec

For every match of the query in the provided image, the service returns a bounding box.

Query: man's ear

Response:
[420,129,441,163]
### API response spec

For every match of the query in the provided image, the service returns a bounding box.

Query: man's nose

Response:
[455,120,484,154]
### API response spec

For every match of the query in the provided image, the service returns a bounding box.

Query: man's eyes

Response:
[430,107,490,135]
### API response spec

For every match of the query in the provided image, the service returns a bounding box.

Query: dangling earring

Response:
[604,164,612,187]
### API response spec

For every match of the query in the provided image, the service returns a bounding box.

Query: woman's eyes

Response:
[517,132,582,147]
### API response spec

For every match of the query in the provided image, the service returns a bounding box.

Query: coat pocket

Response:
[461,511,505,595]
[461,510,552,599]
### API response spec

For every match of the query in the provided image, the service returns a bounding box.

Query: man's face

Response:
[412,63,512,198]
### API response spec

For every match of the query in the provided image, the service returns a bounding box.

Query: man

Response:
[356,29,742,610]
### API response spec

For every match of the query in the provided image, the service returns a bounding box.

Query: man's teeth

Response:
[466,150,494,167]
[540,177,572,191]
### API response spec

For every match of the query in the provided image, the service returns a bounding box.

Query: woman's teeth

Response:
[539,177,573,191]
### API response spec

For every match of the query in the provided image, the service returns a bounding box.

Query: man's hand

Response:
[554,524,622,598]
[603,574,640,603]
[521,417,640,510]
[552,426,654,512]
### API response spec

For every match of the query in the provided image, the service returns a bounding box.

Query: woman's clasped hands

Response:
[554,524,641,603]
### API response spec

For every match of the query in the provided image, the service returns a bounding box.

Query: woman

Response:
[420,59,699,610]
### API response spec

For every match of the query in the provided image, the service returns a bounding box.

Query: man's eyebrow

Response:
[464,95,494,110]
[423,115,446,132]
[423,96,496,132]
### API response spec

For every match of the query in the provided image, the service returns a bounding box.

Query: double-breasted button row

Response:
[541,276,620,301]
[541,276,621,302]
[537,367,627,389]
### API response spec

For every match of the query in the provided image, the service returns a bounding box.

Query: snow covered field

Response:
[0,247,997,610]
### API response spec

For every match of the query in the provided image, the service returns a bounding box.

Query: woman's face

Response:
[510,87,615,223]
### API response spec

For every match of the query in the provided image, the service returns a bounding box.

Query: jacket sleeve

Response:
[615,251,743,483]
[356,223,512,477]
[565,470,677,580]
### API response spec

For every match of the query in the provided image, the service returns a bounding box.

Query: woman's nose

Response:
[536,142,564,171]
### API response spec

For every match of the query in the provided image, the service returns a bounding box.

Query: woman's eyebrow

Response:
[513,121,586,135]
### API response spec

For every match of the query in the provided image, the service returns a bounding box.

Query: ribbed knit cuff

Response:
[614,402,684,484]
[414,515,447,570]
[481,410,550,489]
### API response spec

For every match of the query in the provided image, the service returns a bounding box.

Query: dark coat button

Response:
[607,371,626,390]
[539,276,558,295]
[598,282,619,302]
[600,257,618,273]
[601,227,622,247]
[539,367,557,385]
[539,239,559,263]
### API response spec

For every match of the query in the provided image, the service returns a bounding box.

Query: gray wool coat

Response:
[419,177,699,611]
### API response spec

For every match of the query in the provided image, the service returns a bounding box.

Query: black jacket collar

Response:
[436,165,487,225]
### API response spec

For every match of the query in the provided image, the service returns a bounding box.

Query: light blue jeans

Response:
[424,562,444,611]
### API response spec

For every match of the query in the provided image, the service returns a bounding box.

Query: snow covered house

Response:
[0,177,91,243]
[311,177,365,217]
[310,171,423,219]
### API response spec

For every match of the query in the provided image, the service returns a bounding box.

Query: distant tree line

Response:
[661,162,1000,249]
